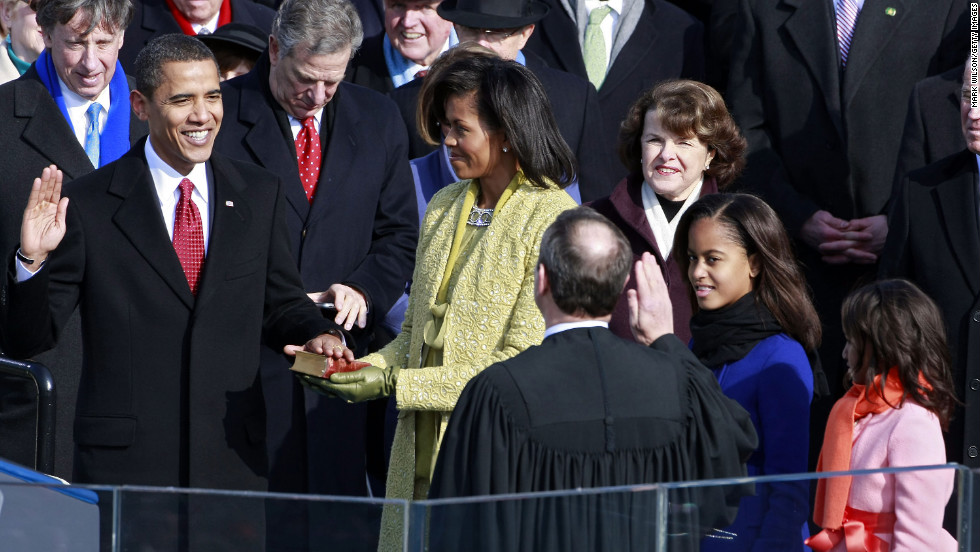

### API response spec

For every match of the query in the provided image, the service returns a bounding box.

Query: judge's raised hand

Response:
[627,252,674,346]
[308,283,368,331]
[20,165,69,265]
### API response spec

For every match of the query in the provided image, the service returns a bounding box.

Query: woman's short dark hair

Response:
[841,279,958,429]
[618,80,746,188]
[417,44,577,188]
[674,193,821,353]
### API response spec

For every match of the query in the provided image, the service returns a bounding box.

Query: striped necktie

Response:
[836,0,860,68]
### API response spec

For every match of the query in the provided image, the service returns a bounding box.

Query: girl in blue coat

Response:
[674,193,825,551]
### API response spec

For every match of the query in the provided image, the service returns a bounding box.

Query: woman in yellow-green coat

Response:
[302,48,578,546]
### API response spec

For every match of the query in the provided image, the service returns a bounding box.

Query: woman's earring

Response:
[502,147,509,153]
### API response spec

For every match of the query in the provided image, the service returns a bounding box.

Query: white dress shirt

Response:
[58,77,111,148]
[191,12,221,35]
[288,108,324,139]
[146,138,211,253]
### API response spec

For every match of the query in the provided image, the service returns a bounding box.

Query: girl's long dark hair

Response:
[674,193,821,353]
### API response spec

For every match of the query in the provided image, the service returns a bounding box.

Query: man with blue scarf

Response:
[0,0,147,478]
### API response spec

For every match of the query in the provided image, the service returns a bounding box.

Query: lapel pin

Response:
[225,200,234,207]
[885,7,896,16]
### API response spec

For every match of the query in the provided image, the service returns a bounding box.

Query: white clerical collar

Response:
[544,320,609,339]
[144,137,210,205]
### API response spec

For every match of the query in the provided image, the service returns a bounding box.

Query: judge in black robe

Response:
[428,207,757,552]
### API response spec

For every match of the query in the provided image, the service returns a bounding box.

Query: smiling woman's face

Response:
[640,109,714,201]
[441,92,506,181]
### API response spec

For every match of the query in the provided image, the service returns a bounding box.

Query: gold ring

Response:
[332,345,343,350]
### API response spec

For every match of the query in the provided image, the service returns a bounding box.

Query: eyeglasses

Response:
[455,25,522,42]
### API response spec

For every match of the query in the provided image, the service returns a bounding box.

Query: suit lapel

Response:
[236,74,310,222]
[782,0,844,139]
[935,157,980,296]
[596,1,656,102]
[841,0,910,108]
[109,153,196,309]
[536,0,588,77]
[309,85,358,219]
[15,76,93,180]
[193,155,252,309]
[140,0,182,36]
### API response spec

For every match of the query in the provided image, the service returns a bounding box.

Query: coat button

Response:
[970,446,979,458]
[973,310,980,322]
[972,379,980,392]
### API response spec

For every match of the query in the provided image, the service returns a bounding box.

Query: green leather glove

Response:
[300,365,398,403]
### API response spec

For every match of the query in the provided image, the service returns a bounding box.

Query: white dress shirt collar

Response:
[191,12,221,35]
[57,77,111,147]
[544,320,609,339]
[288,108,324,140]
[145,138,211,253]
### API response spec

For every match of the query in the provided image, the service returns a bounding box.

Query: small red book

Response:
[290,351,371,379]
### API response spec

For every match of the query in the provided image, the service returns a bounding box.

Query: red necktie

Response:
[414,69,428,79]
[295,117,321,202]
[173,178,205,295]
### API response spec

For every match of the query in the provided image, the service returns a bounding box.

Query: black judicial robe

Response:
[428,328,758,551]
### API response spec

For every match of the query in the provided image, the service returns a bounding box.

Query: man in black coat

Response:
[390,0,614,201]
[881,60,980,472]
[725,0,968,459]
[214,0,418,497]
[893,63,965,191]
[118,0,275,71]
[523,0,705,185]
[430,207,757,551]
[0,0,147,478]
[0,33,349,492]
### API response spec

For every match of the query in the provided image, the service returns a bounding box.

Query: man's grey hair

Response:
[271,0,363,60]
[32,0,133,35]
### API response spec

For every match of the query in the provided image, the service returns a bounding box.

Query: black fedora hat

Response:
[197,22,268,55]
[437,0,549,30]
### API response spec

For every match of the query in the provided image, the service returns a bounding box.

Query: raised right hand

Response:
[20,165,68,265]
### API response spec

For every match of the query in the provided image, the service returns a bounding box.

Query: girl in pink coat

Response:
[807,279,959,552]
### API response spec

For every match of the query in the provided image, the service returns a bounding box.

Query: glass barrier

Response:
[410,464,976,552]
[0,465,973,551]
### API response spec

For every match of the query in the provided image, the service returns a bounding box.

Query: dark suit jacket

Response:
[880,150,980,469]
[894,64,964,190]
[524,0,705,184]
[389,50,615,201]
[726,0,967,403]
[347,33,395,94]
[0,143,336,490]
[0,67,148,478]
[727,0,967,234]
[214,57,418,495]
[118,0,275,71]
